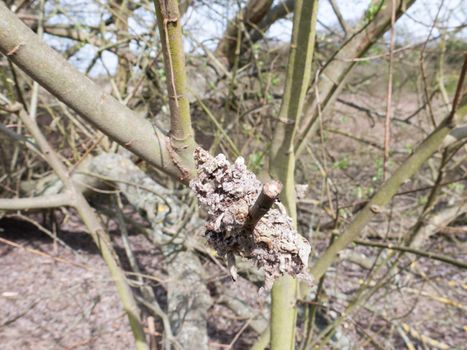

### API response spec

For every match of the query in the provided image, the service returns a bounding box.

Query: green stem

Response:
[296,0,416,156]
[154,0,196,178]
[310,121,451,280]
[0,3,184,180]
[309,55,467,281]
[15,106,148,350]
[268,1,319,349]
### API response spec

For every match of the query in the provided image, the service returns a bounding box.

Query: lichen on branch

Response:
[190,148,311,289]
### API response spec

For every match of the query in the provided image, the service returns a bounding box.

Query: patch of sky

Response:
[40,0,465,77]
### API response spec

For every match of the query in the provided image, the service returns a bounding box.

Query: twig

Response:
[244,180,282,232]
[28,0,44,121]
[0,193,72,210]
[327,0,350,36]
[136,295,180,350]
[9,213,73,251]
[0,236,91,270]
[383,0,396,180]
[447,53,467,126]
[147,316,159,350]
[395,174,467,196]
[7,102,148,349]
[353,239,467,269]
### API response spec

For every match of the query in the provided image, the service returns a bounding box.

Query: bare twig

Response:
[0,193,71,210]
[447,53,467,126]
[0,236,91,270]
[5,102,149,350]
[383,0,396,180]
[354,239,467,269]
[328,0,350,36]
[244,180,282,232]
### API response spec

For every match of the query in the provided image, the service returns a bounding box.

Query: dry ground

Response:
[0,91,466,349]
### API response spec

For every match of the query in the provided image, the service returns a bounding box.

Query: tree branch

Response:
[244,180,282,232]
[153,0,196,179]
[296,0,416,156]
[0,193,72,210]
[328,0,351,36]
[215,0,274,67]
[250,0,295,44]
[353,239,467,269]
[0,2,185,180]
[8,103,149,350]
[268,1,319,349]
[309,56,467,281]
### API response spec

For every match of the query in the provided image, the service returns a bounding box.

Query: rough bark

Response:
[190,148,311,290]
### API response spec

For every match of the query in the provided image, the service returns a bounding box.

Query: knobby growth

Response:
[190,148,311,290]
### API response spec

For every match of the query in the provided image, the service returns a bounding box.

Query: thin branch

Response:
[309,55,467,281]
[447,53,467,126]
[8,103,149,350]
[28,0,44,121]
[395,174,467,196]
[250,0,295,43]
[354,239,467,269]
[0,193,72,210]
[418,0,444,128]
[328,0,350,36]
[0,236,91,270]
[215,0,274,67]
[383,0,396,180]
